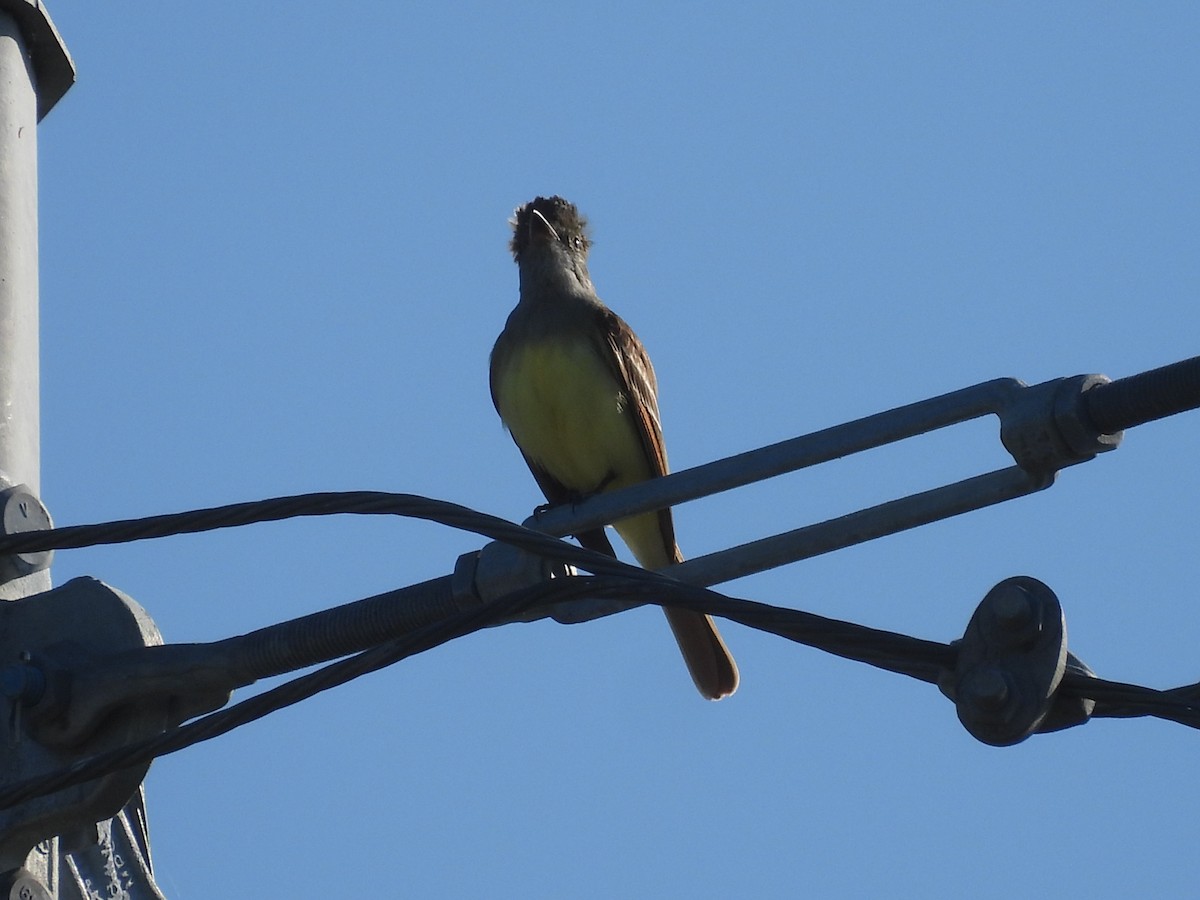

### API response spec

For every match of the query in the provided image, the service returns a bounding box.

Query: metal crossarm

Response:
[525,372,1127,594]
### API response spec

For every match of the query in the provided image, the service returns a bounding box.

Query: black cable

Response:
[1084,355,1200,433]
[0,490,682,613]
[1066,673,1200,728]
[0,492,665,694]
[0,491,596,559]
[0,492,640,580]
[0,491,662,592]
[3,570,1200,811]
[0,576,583,811]
[0,574,979,809]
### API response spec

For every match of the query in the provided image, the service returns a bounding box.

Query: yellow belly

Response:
[494,338,652,494]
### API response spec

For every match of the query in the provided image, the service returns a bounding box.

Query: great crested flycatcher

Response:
[489,196,739,700]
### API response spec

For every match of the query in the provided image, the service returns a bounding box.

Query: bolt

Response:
[985,582,1044,649]
[990,584,1032,628]
[961,667,1012,719]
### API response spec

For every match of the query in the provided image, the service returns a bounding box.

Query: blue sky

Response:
[30,3,1200,897]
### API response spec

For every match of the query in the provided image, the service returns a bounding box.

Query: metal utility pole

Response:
[0,0,72,499]
[0,3,164,896]
[0,10,40,492]
[0,1,62,602]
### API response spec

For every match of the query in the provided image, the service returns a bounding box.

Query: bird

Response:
[489,195,739,699]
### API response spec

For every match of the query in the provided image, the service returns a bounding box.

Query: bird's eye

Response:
[571,235,583,249]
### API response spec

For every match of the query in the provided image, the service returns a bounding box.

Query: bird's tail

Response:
[663,605,740,700]
[577,526,739,700]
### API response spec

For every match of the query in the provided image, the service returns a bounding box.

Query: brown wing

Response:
[594,308,737,698]
[591,306,681,564]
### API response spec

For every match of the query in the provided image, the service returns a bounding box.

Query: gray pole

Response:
[0,5,164,897]
[0,6,64,893]
[0,0,73,506]
[0,0,74,607]
[0,11,41,499]
[0,7,56,891]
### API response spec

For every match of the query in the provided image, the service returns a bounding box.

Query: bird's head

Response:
[510,196,594,293]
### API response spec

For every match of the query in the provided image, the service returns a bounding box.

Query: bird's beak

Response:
[528,208,560,244]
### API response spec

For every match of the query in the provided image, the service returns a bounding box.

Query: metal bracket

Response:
[0,578,167,871]
[0,485,52,585]
[999,374,1122,474]
[452,512,629,625]
[464,373,1127,616]
[0,0,74,121]
[943,577,1095,746]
